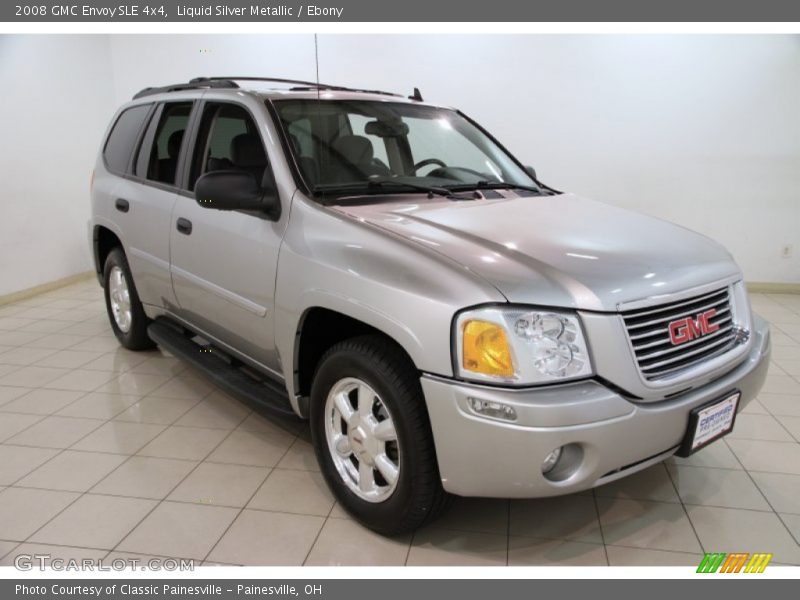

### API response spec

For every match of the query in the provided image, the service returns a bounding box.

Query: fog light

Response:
[541,446,563,474]
[468,397,517,421]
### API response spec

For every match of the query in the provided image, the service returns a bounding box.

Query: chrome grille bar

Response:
[622,288,728,319]
[622,287,737,380]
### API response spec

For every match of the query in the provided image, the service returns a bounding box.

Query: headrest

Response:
[207,157,233,172]
[332,135,373,164]
[167,129,184,158]
[230,133,266,168]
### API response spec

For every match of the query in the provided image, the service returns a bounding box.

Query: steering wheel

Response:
[413,158,447,173]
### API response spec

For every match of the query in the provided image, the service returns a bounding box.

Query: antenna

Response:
[314,34,321,101]
[409,87,424,102]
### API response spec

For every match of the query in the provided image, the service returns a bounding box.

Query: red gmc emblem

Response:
[669,309,720,345]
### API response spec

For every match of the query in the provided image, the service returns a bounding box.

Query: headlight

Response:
[455,306,593,385]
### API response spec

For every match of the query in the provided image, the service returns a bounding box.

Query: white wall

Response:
[0,35,115,296]
[108,34,317,106]
[2,34,798,297]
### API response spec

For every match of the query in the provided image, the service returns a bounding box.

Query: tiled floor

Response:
[0,279,799,566]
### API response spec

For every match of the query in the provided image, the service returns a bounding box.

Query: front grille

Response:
[622,287,737,380]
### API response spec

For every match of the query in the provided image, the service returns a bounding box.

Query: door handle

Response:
[176,217,193,235]
[115,198,130,213]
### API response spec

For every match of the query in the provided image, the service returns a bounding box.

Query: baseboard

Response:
[0,271,95,306]
[746,281,800,294]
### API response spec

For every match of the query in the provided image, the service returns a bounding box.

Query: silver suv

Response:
[90,76,771,534]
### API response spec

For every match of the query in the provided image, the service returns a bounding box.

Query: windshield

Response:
[273,99,539,197]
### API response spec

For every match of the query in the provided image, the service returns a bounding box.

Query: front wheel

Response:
[310,335,449,534]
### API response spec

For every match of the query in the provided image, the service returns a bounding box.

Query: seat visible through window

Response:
[189,103,271,190]
[329,134,390,182]
[155,129,184,184]
[230,133,267,182]
[145,102,192,185]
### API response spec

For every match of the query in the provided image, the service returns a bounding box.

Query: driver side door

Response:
[168,100,286,375]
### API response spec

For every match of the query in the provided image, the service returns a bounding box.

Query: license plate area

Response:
[676,390,740,457]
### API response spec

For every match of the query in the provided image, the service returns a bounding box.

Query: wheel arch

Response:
[93,224,125,285]
[292,305,422,417]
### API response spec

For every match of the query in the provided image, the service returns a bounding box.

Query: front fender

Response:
[273,195,506,398]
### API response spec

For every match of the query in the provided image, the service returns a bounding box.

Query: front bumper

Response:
[422,314,771,498]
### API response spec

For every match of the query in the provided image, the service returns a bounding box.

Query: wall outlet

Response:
[781,245,793,259]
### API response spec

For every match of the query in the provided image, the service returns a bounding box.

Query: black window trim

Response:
[102,102,155,177]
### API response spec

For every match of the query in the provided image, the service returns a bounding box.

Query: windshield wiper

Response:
[446,181,547,195]
[314,179,473,201]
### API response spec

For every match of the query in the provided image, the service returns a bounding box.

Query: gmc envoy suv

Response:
[90,76,770,534]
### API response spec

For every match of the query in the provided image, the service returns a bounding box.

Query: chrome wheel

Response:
[324,377,400,503]
[108,266,132,333]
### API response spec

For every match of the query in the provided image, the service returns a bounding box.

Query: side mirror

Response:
[195,170,279,216]
[525,165,538,181]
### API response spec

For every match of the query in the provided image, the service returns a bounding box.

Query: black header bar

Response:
[3,0,800,22]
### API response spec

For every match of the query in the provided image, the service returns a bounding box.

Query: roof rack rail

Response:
[199,75,400,97]
[194,75,335,88]
[132,76,404,100]
[132,78,239,99]
[197,76,403,98]
[287,85,402,98]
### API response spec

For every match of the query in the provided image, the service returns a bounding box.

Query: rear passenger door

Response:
[115,100,195,309]
[168,101,285,375]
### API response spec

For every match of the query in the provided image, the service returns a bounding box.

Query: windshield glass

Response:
[273,99,539,196]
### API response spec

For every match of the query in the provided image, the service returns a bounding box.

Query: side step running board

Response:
[147,319,299,421]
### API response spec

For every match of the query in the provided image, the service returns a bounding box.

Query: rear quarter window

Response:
[103,104,151,174]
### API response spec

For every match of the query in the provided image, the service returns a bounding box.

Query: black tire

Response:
[310,334,450,534]
[103,247,156,351]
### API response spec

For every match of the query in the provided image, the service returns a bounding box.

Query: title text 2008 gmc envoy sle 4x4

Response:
[90,76,770,534]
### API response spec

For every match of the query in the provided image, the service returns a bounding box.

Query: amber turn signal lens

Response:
[462,320,514,378]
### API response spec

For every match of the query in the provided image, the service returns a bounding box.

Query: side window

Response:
[143,102,193,185]
[189,103,268,190]
[103,104,151,174]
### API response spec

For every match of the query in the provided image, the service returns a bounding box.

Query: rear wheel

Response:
[103,248,155,351]
[310,335,449,534]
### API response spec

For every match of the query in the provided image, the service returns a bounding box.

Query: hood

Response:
[330,192,741,312]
